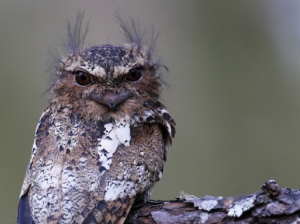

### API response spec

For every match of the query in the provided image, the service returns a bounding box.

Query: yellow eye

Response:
[75,71,91,86]
[127,68,142,82]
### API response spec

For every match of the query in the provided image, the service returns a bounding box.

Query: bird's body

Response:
[18,13,175,224]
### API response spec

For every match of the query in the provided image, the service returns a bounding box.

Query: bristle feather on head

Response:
[65,10,89,55]
[113,12,158,59]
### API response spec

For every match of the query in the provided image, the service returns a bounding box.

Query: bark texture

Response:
[125,180,300,223]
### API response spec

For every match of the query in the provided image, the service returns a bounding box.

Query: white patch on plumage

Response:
[89,65,106,78]
[64,59,81,73]
[135,57,146,65]
[143,110,154,119]
[97,119,131,171]
[115,120,130,146]
[159,108,168,114]
[64,58,107,79]
[104,180,135,201]
[165,122,172,137]
[35,162,61,190]
[113,65,130,79]
[158,171,163,180]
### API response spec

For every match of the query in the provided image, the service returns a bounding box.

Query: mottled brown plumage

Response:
[18,12,175,224]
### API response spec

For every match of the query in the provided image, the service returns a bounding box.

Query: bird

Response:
[17,12,175,224]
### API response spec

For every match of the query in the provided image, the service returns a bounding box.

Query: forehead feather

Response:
[62,44,148,78]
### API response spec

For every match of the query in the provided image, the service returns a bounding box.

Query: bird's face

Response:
[51,44,162,122]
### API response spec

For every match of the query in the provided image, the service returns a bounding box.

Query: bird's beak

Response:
[89,90,133,110]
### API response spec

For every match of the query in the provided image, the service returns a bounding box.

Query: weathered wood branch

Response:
[125,180,300,223]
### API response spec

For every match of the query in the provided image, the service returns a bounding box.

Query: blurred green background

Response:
[2,1,300,222]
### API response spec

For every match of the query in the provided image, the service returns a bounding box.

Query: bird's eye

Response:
[127,68,142,82]
[75,71,92,86]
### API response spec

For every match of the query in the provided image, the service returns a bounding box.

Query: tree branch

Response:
[125,180,300,223]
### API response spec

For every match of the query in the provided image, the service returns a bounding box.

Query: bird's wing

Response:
[18,103,175,224]
[18,107,107,224]
[134,100,176,160]
[82,120,168,223]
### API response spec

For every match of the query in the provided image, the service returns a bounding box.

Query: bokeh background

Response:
[2,1,300,222]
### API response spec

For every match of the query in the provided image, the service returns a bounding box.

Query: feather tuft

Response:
[113,12,158,59]
[65,10,90,55]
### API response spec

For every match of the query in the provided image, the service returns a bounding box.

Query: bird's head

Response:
[50,12,165,122]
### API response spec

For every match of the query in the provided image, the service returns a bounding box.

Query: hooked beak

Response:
[89,90,133,110]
